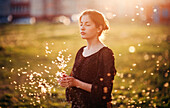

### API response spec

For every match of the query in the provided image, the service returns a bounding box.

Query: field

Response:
[0,21,170,108]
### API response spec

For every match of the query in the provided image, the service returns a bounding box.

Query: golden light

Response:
[2,67,5,69]
[132,63,136,67]
[153,9,157,12]
[129,46,135,53]
[140,7,144,11]
[131,18,135,22]
[136,13,139,16]
[164,82,169,87]
[147,23,150,26]
[144,54,149,61]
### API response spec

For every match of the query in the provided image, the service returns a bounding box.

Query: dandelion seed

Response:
[144,54,149,61]
[120,86,125,90]
[147,23,150,26]
[122,79,125,82]
[22,72,27,74]
[144,70,146,73]
[140,7,144,11]
[11,68,14,72]
[18,73,20,76]
[151,55,155,58]
[129,85,132,88]
[13,81,17,84]
[132,63,136,67]
[142,90,145,93]
[153,9,157,12]
[136,13,139,16]
[128,74,131,77]
[129,46,135,53]
[131,79,135,83]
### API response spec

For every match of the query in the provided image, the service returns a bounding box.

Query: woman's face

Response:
[80,15,99,40]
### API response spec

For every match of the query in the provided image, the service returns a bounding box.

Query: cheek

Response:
[87,27,97,34]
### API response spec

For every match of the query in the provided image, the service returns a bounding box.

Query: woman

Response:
[59,9,117,108]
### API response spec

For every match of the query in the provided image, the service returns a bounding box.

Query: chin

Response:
[81,35,87,39]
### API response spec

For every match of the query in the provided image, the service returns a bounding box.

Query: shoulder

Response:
[101,47,114,56]
[99,47,115,62]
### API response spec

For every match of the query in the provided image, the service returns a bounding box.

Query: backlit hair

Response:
[79,9,109,36]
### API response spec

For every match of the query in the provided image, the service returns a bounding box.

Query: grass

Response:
[0,21,170,108]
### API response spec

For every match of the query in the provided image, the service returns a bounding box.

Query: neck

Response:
[86,37,103,50]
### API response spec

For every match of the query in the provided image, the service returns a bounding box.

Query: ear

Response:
[97,25,102,33]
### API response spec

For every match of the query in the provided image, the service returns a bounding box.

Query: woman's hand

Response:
[59,76,92,92]
[67,77,77,87]
[59,76,69,88]
[59,76,77,88]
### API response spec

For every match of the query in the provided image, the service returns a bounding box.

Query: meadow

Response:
[0,21,169,108]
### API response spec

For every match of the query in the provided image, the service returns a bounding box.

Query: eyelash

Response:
[80,24,90,26]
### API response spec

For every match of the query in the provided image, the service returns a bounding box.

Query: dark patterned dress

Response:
[66,46,116,108]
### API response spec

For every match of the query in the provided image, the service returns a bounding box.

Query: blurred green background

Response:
[0,21,170,108]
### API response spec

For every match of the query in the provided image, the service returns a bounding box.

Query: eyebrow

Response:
[80,21,90,24]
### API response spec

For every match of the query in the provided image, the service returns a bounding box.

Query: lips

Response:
[81,32,86,35]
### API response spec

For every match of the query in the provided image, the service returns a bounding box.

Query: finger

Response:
[60,83,69,87]
[67,77,73,80]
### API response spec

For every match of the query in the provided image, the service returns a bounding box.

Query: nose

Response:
[80,25,85,31]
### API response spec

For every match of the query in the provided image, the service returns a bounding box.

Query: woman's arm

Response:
[69,77,92,92]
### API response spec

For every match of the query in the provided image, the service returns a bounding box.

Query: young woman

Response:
[59,9,117,108]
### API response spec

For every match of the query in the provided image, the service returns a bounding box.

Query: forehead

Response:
[80,15,93,23]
